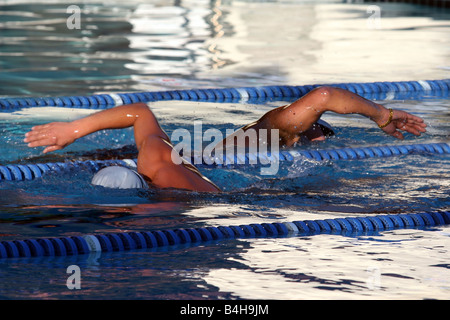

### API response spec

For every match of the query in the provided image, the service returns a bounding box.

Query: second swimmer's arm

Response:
[269,86,426,140]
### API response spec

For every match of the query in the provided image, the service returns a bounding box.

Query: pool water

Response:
[0,0,449,300]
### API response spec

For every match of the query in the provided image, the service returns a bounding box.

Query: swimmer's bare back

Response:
[24,87,426,192]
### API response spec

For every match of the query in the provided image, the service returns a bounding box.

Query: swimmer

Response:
[24,86,427,192]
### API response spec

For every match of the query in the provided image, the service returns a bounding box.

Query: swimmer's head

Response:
[316,119,335,137]
[302,119,335,142]
[91,166,148,189]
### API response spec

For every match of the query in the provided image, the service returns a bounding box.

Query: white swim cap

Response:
[91,166,148,189]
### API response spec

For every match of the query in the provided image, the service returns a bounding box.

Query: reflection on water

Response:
[1,1,449,96]
[204,228,450,299]
[0,0,229,96]
[0,225,448,300]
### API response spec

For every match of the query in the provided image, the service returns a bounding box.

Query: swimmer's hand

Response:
[376,109,427,140]
[24,122,79,153]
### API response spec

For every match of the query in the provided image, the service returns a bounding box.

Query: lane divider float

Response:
[0,211,448,259]
[0,79,448,111]
[1,142,448,182]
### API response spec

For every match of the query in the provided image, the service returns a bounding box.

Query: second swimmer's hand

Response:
[24,122,79,153]
[378,108,427,140]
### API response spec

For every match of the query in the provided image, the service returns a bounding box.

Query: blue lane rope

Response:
[0,210,448,259]
[0,79,449,111]
[1,142,448,182]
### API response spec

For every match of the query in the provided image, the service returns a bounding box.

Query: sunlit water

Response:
[0,0,449,299]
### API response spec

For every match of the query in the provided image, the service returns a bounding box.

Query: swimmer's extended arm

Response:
[24,103,167,153]
[267,86,426,140]
[24,103,221,192]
